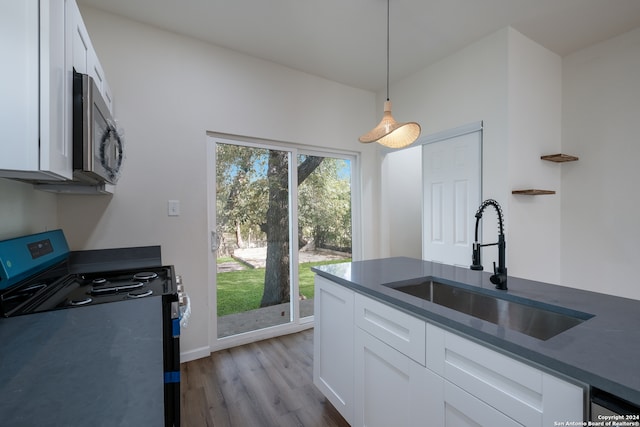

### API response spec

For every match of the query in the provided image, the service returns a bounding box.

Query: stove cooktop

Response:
[15,266,176,315]
[0,261,68,316]
[0,230,174,317]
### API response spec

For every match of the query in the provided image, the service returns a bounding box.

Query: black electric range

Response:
[0,229,181,426]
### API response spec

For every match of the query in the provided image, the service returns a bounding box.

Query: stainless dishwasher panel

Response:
[590,387,640,422]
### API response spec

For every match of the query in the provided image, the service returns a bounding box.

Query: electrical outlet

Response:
[168,200,180,216]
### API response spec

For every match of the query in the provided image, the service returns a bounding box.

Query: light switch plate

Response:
[168,200,180,216]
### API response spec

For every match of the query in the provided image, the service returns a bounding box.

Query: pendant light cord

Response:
[386,0,390,102]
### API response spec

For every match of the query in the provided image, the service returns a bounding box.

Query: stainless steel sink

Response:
[384,278,594,340]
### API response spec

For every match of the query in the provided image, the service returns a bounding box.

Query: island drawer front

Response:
[428,324,583,426]
[354,293,426,366]
[442,331,543,425]
[444,380,523,427]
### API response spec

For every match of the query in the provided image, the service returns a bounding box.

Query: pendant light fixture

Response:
[359,0,421,148]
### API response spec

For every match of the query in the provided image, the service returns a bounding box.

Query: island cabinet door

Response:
[313,276,355,424]
[354,327,440,427]
[440,380,523,427]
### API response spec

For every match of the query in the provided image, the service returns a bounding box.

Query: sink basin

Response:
[384,278,594,340]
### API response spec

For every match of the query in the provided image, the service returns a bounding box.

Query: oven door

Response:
[73,71,124,184]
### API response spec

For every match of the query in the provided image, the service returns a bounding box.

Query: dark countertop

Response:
[312,257,640,407]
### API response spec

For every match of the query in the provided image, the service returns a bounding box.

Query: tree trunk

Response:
[260,151,290,307]
[260,154,324,307]
[298,156,324,184]
[235,221,243,248]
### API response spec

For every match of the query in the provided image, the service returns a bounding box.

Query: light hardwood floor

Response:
[180,329,350,427]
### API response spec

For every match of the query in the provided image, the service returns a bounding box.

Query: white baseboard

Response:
[180,323,315,363]
[180,346,210,363]
[210,322,314,353]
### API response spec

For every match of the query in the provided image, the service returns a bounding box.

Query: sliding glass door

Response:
[210,136,354,343]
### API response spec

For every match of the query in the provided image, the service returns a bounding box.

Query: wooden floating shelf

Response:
[541,154,578,162]
[512,189,556,195]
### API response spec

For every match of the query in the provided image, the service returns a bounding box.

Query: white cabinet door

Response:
[68,0,113,113]
[354,327,438,427]
[0,0,71,180]
[442,380,523,427]
[102,78,113,113]
[41,0,72,179]
[68,0,90,75]
[313,276,354,424]
[88,52,113,113]
[87,48,105,92]
[0,0,39,174]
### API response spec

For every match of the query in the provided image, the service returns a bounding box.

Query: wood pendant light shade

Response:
[358,0,421,148]
[358,101,421,148]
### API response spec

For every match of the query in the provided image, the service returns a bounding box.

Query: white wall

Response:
[383,27,564,286]
[57,6,379,356]
[561,27,640,300]
[385,24,640,300]
[381,146,422,258]
[506,29,562,284]
[0,179,58,240]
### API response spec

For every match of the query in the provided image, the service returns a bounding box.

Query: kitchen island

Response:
[312,257,640,426]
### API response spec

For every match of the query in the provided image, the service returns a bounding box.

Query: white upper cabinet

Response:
[0,0,112,181]
[68,0,90,75]
[41,0,71,180]
[1,0,71,180]
[68,0,112,113]
[89,50,113,113]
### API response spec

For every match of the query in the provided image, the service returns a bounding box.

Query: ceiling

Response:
[78,0,640,92]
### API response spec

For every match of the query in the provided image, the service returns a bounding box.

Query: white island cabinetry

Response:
[354,293,438,427]
[427,324,584,427]
[313,275,585,427]
[313,276,355,424]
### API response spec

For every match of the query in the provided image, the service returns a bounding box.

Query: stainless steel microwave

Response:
[72,71,123,184]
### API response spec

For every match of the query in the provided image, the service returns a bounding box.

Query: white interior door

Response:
[422,130,481,267]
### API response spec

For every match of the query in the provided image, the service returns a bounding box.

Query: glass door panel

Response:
[297,154,353,319]
[216,142,292,338]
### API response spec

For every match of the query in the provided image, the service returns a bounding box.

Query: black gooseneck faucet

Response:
[470,199,508,290]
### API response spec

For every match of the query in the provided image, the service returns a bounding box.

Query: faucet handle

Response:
[490,262,508,290]
[470,242,483,270]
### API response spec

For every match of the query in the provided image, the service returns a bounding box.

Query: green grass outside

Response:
[216,258,350,317]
